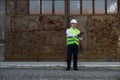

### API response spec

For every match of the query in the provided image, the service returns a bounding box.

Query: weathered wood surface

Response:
[5,0,120,61]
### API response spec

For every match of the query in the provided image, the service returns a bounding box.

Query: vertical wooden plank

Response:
[52,0,55,15]
[15,0,17,15]
[40,0,42,14]
[5,0,7,15]
[26,0,29,15]
[65,0,67,15]
[80,0,82,15]
[16,0,29,15]
[92,0,95,15]
[68,0,70,27]
[105,0,107,14]
[66,0,70,16]
[27,0,29,14]
[65,0,70,27]
[118,0,120,14]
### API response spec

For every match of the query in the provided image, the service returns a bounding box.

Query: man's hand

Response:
[77,32,84,37]
[79,37,84,40]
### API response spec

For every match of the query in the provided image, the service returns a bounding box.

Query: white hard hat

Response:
[70,19,77,24]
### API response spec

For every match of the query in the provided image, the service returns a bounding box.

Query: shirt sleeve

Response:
[66,29,77,37]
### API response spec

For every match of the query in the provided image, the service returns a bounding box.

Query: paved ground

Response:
[0,62,120,80]
[0,62,120,68]
[0,67,120,80]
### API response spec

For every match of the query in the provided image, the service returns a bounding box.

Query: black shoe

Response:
[74,68,78,71]
[66,68,70,71]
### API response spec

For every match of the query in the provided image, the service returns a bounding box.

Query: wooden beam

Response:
[80,0,82,15]
[15,0,17,15]
[65,0,70,27]
[52,0,55,15]
[26,0,29,15]
[92,0,95,15]
[105,0,107,14]
[118,0,120,14]
[40,0,42,14]
[5,0,7,15]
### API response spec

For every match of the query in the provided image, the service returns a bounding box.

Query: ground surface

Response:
[0,67,120,80]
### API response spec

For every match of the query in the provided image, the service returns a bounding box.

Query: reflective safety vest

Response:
[67,27,80,45]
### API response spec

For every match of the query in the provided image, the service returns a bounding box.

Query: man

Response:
[66,19,83,71]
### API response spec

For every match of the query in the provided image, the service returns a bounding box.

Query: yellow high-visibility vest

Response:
[67,27,80,45]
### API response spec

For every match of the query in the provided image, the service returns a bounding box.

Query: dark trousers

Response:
[66,44,78,69]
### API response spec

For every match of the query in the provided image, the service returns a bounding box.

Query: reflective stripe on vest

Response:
[67,27,80,45]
